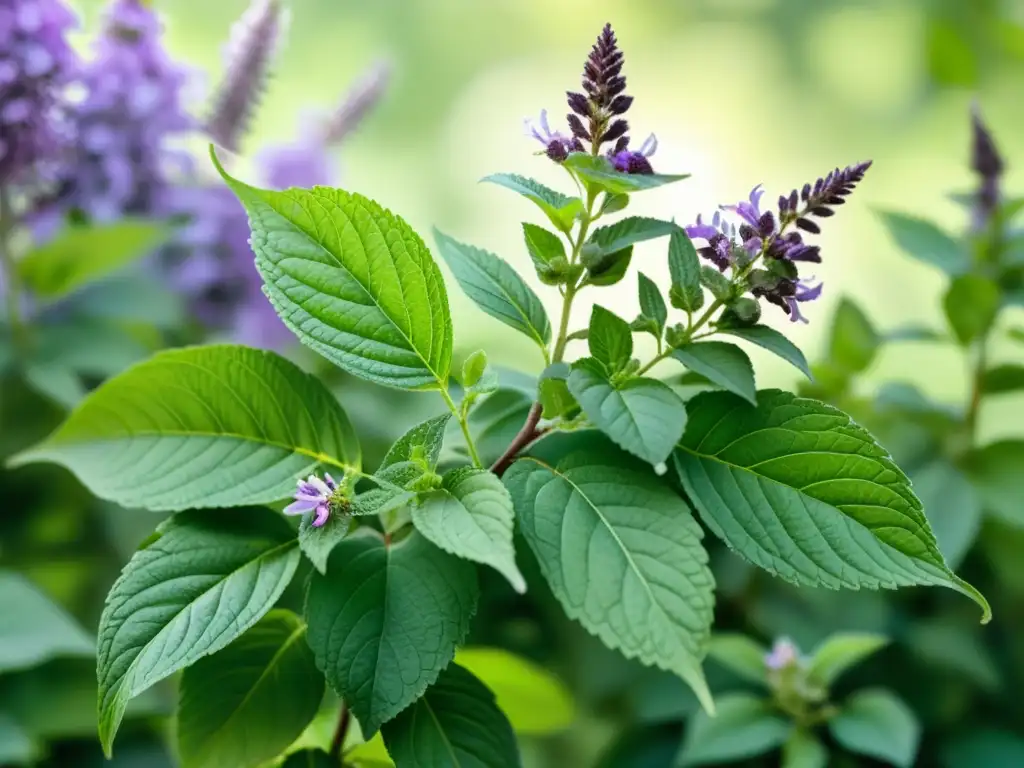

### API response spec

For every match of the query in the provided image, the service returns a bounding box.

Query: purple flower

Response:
[786,279,822,324]
[285,473,337,528]
[970,104,1003,232]
[255,117,336,190]
[722,184,766,229]
[321,59,391,145]
[765,637,800,671]
[0,0,79,185]
[609,133,657,175]
[524,108,580,162]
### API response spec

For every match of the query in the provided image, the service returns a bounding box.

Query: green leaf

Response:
[413,468,526,593]
[963,440,1024,527]
[538,365,577,419]
[481,174,582,232]
[177,610,324,768]
[981,363,1024,395]
[563,153,689,194]
[944,274,1000,346]
[927,17,978,86]
[585,246,633,286]
[828,297,879,373]
[943,729,1024,768]
[806,633,888,687]
[601,192,630,214]
[281,750,335,768]
[10,345,360,511]
[911,460,982,568]
[377,413,451,488]
[69,274,185,329]
[213,149,452,389]
[381,663,520,768]
[671,342,756,405]
[18,219,170,300]
[721,325,812,380]
[781,729,828,768]
[305,532,478,735]
[567,359,686,466]
[32,321,151,381]
[521,222,566,270]
[505,449,715,711]
[0,571,92,674]
[97,507,301,756]
[588,305,633,374]
[637,272,667,336]
[434,230,551,350]
[876,211,969,275]
[668,228,704,312]
[676,693,790,766]
[673,390,991,622]
[454,647,574,735]
[298,510,352,574]
[461,350,489,388]
[0,715,35,766]
[706,634,768,685]
[829,689,919,768]
[584,217,676,258]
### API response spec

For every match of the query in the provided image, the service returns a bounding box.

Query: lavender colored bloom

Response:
[255,117,336,190]
[786,279,822,324]
[764,637,800,670]
[525,108,580,162]
[722,184,765,230]
[285,472,337,527]
[0,0,78,184]
[610,133,657,176]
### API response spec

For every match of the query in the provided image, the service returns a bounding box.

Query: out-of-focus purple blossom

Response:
[322,59,392,145]
[970,104,1003,233]
[764,637,801,671]
[0,0,79,185]
[255,117,335,190]
[285,472,337,528]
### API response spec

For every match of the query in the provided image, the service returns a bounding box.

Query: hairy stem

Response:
[0,186,26,360]
[329,703,351,759]
[441,387,483,468]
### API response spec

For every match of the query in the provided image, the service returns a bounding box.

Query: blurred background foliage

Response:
[3,0,1024,766]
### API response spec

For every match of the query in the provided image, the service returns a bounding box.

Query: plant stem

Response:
[965,330,990,442]
[328,703,351,760]
[0,186,26,360]
[491,401,543,477]
[441,387,483,468]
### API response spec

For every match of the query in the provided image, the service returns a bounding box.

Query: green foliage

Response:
[828,689,920,767]
[944,274,1000,345]
[583,217,676,259]
[0,571,93,674]
[720,325,812,380]
[481,173,583,233]
[781,729,828,768]
[522,222,567,271]
[981,363,1024,395]
[876,211,970,275]
[587,305,634,374]
[670,342,757,404]
[706,634,768,685]
[563,153,690,193]
[911,460,982,567]
[963,440,1024,527]
[636,272,668,338]
[10,345,360,510]
[96,508,300,755]
[828,297,879,373]
[667,228,704,312]
[676,694,790,766]
[805,632,888,687]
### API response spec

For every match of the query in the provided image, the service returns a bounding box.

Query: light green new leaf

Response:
[434,230,551,350]
[674,390,990,621]
[0,571,93,674]
[706,634,768,685]
[806,633,888,687]
[482,174,582,232]
[381,663,521,768]
[567,359,686,466]
[563,153,689,194]
[668,228,704,312]
[584,217,676,257]
[588,305,633,374]
[97,508,301,756]
[214,149,452,389]
[944,274,1000,346]
[18,219,170,300]
[413,468,526,593]
[876,211,969,275]
[522,223,566,270]
[722,325,812,380]
[376,413,451,489]
[455,647,575,735]
[676,693,790,766]
[10,345,360,511]
[177,610,324,768]
[305,532,478,735]
[671,341,757,405]
[963,440,1024,528]
[505,449,715,711]
[637,272,667,336]
[782,729,828,768]
[829,297,879,373]
[829,689,920,768]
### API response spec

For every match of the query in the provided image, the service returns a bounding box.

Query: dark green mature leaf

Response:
[674,390,990,621]
[588,305,633,374]
[522,223,566,270]
[584,217,676,258]
[782,729,828,768]
[97,508,301,755]
[0,571,93,674]
[829,689,919,768]
[676,694,790,766]
[721,325,812,380]
[298,512,352,575]
[944,274,1000,346]
[177,610,323,768]
[637,272,667,336]
[305,532,478,735]
[482,174,582,232]
[706,634,768,686]
[18,219,170,300]
[381,664,521,768]
[505,449,715,710]
[942,729,1024,768]
[10,345,360,511]
[563,153,689,194]
[413,468,526,593]
[911,460,982,568]
[214,150,452,389]
[70,274,185,329]
[281,750,335,768]
[668,228,704,312]
[671,342,756,405]
[806,633,887,687]
[963,440,1024,527]
[567,359,686,466]
[434,230,551,350]
[981,363,1024,395]
[829,297,879,373]
[877,211,969,275]
[586,246,633,286]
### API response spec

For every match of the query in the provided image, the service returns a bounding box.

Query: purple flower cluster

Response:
[285,473,338,528]
[686,162,871,323]
[0,0,78,185]
[970,104,1003,233]
[526,23,657,174]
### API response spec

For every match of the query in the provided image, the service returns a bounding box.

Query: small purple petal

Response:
[284,498,319,515]
[686,223,719,241]
[787,297,809,324]
[312,503,330,528]
[324,472,338,490]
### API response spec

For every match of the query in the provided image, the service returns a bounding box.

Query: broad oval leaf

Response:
[676,693,790,767]
[305,531,478,735]
[588,305,633,374]
[413,468,526,593]
[782,729,828,768]
[381,663,521,768]
[481,174,582,233]
[828,298,879,373]
[877,211,969,275]
[0,571,93,674]
[505,448,715,710]
[673,390,990,621]
[637,272,667,335]
[721,325,812,380]
[521,223,566,270]
[567,359,687,466]
[944,274,1000,346]
[584,216,676,257]
[563,153,689,194]
[806,632,888,687]
[177,610,324,768]
[10,345,360,511]
[433,230,551,350]
[671,341,757,405]
[97,507,301,755]
[706,634,768,686]
[828,689,919,768]
[214,150,452,389]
